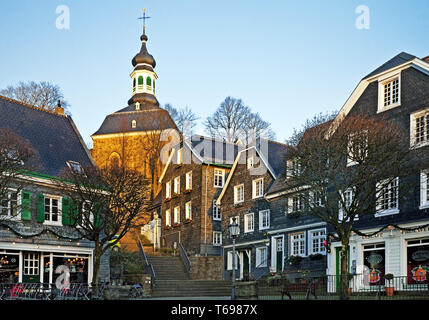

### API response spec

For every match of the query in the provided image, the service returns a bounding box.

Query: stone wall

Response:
[189,256,223,280]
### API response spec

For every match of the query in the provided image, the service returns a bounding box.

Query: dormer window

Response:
[378,72,401,112]
[247,157,254,169]
[135,102,140,110]
[131,120,137,128]
[67,161,84,175]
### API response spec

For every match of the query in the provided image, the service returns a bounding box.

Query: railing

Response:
[178,242,191,274]
[0,282,107,300]
[138,238,156,288]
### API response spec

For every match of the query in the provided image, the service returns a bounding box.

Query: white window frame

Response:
[214,169,225,188]
[308,228,326,255]
[0,189,19,220]
[166,181,171,199]
[338,188,358,221]
[288,194,304,214]
[213,231,222,246]
[185,201,192,220]
[377,72,401,113]
[290,232,306,257]
[43,194,62,226]
[227,250,239,270]
[410,109,429,149]
[252,178,264,199]
[213,200,221,221]
[259,209,270,230]
[375,177,399,217]
[420,170,429,210]
[234,184,244,204]
[185,171,192,190]
[247,156,254,169]
[244,213,254,233]
[173,206,180,224]
[347,131,368,167]
[173,176,180,194]
[177,148,183,165]
[256,247,268,267]
[165,209,171,226]
[131,120,137,128]
[24,253,39,276]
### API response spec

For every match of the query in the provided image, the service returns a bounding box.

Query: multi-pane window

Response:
[165,209,171,226]
[256,247,268,267]
[420,171,429,209]
[214,169,225,188]
[213,232,222,246]
[310,190,323,208]
[252,178,264,198]
[289,195,304,213]
[309,229,326,255]
[44,197,59,224]
[234,184,244,204]
[166,181,171,199]
[339,188,355,221]
[244,213,254,233]
[173,176,180,194]
[24,253,39,275]
[376,177,399,215]
[173,206,180,224]
[213,200,221,220]
[415,113,429,145]
[185,201,192,220]
[347,131,368,166]
[247,157,254,169]
[291,232,306,257]
[287,158,301,178]
[185,171,192,190]
[259,210,270,230]
[383,78,399,107]
[0,191,18,217]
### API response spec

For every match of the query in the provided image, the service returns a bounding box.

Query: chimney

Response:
[55,100,65,115]
[423,55,429,63]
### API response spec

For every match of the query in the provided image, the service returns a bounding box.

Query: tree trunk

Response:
[340,241,349,300]
[91,243,103,298]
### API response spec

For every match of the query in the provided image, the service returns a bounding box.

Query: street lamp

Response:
[229,217,239,300]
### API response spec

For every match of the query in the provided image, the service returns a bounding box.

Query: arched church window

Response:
[153,80,155,94]
[146,77,152,91]
[133,78,136,92]
[108,152,121,169]
[138,76,144,90]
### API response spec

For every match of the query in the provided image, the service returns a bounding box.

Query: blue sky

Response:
[1,0,428,144]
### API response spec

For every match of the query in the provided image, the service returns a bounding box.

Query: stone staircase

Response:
[146,254,231,297]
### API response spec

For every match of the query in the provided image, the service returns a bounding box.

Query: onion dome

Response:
[131,33,156,68]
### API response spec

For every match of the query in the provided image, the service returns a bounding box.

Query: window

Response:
[185,201,192,220]
[166,181,171,199]
[135,102,140,110]
[252,178,264,198]
[309,190,324,208]
[185,171,192,190]
[411,109,429,148]
[256,247,268,267]
[288,194,304,214]
[131,120,137,128]
[0,190,18,218]
[234,184,244,204]
[133,78,136,92]
[173,176,180,194]
[363,243,386,285]
[376,177,399,216]
[213,200,221,220]
[213,232,222,246]
[259,210,270,230]
[227,250,239,270]
[173,206,180,224]
[230,216,240,235]
[214,169,225,188]
[165,209,171,226]
[309,229,326,255]
[146,77,152,90]
[378,74,401,112]
[44,196,61,224]
[407,239,429,284]
[247,157,254,169]
[177,148,183,165]
[287,158,301,178]
[244,213,254,233]
[338,188,357,221]
[420,170,429,209]
[347,131,368,166]
[24,253,39,276]
[67,161,84,174]
[291,232,306,257]
[138,76,144,89]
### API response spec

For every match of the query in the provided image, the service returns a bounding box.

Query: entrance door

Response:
[276,238,283,272]
[22,252,40,283]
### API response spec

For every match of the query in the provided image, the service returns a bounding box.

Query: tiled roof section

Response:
[92,108,177,135]
[188,135,243,165]
[255,138,288,177]
[362,52,417,80]
[0,96,95,177]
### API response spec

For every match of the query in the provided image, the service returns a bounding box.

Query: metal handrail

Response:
[178,242,191,274]
[137,238,156,287]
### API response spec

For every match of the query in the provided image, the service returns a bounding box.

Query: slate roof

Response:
[255,138,288,177]
[92,107,177,136]
[0,96,95,177]
[362,52,417,80]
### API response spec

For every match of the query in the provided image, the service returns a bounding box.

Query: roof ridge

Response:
[0,95,67,118]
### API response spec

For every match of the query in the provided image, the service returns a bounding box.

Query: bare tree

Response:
[243,112,276,145]
[284,114,421,299]
[0,128,35,222]
[55,165,151,288]
[163,104,199,138]
[1,81,70,113]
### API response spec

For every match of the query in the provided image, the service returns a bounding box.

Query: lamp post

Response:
[229,217,239,300]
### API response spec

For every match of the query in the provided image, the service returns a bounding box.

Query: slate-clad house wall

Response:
[323,52,429,282]
[0,96,109,284]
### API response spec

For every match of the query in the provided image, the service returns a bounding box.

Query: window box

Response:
[309,253,324,261]
[288,255,303,266]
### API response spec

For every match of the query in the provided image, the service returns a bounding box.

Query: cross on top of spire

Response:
[138,8,151,34]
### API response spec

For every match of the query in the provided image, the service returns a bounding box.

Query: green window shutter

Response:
[21,191,32,221]
[36,194,45,223]
[62,198,71,226]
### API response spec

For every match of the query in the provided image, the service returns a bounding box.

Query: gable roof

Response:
[362,52,417,80]
[0,95,96,177]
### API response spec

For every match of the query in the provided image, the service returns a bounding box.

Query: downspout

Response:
[204,163,210,256]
